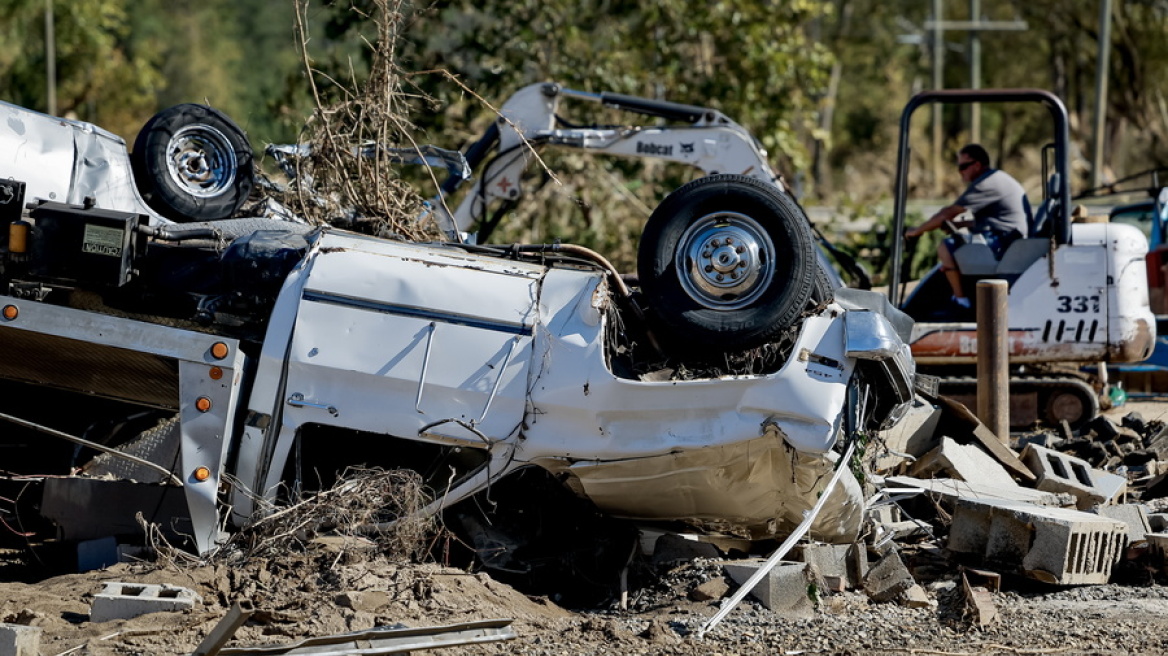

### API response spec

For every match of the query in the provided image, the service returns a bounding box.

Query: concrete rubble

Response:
[633,397,1168,626]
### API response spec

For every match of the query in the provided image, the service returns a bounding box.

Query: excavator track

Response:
[934,375,1100,430]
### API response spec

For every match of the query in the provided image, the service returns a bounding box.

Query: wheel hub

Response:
[165,125,237,198]
[676,211,775,310]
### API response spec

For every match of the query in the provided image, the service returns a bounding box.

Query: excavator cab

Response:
[889,89,1155,428]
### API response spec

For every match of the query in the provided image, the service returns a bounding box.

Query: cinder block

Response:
[797,543,868,589]
[885,476,1072,507]
[863,551,915,602]
[722,560,814,618]
[1148,513,1168,533]
[948,498,1127,585]
[90,582,200,622]
[1094,504,1152,543]
[0,624,41,656]
[1020,444,1125,509]
[910,437,1019,490]
[1147,533,1168,573]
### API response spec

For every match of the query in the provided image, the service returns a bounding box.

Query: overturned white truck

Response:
[0,101,916,559]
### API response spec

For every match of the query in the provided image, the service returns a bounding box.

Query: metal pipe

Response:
[191,600,255,656]
[697,437,858,639]
[976,280,1010,444]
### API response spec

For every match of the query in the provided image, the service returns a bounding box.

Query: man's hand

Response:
[905,225,926,238]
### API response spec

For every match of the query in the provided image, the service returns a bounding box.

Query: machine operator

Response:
[904,144,1030,309]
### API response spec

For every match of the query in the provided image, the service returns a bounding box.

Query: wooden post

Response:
[977,280,1010,444]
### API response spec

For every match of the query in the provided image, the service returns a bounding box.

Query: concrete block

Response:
[0,624,41,656]
[1146,533,1168,573]
[863,551,916,603]
[90,582,200,622]
[948,498,1127,585]
[885,476,1072,507]
[874,397,941,472]
[1020,444,1125,509]
[1094,504,1151,544]
[796,543,868,589]
[1148,513,1168,533]
[910,437,1020,490]
[722,560,814,618]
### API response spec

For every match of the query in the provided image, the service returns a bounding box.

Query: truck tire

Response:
[131,104,254,222]
[637,174,817,356]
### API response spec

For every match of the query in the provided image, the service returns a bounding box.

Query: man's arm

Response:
[905,204,969,238]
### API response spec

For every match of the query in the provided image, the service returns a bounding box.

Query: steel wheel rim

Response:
[165,124,237,199]
[675,211,775,310]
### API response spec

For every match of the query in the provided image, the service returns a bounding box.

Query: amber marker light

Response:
[210,342,229,360]
[195,396,212,412]
[209,366,224,380]
[193,466,212,482]
[1,305,17,320]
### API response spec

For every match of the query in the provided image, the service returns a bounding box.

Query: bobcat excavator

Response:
[889,89,1156,427]
[424,82,870,289]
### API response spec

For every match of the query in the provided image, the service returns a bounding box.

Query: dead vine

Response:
[264,0,439,240]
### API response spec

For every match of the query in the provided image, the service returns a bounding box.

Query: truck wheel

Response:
[131,104,254,222]
[637,174,817,356]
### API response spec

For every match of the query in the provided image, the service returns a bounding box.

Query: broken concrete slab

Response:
[1094,505,1152,544]
[948,498,1127,585]
[885,476,1072,507]
[961,572,998,627]
[874,396,942,473]
[90,582,200,622]
[1021,443,1126,509]
[909,437,1020,490]
[795,543,868,589]
[722,560,814,618]
[863,551,916,603]
[0,624,40,656]
[929,395,1035,482]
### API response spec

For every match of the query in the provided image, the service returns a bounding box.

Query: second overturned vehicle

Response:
[0,102,915,560]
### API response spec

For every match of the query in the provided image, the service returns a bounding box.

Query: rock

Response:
[900,584,935,608]
[334,591,390,612]
[689,578,729,602]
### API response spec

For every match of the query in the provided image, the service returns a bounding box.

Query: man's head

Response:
[956,144,990,183]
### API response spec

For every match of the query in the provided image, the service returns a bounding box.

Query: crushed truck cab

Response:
[0,102,916,555]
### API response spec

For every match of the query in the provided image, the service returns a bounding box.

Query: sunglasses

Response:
[957,160,977,171]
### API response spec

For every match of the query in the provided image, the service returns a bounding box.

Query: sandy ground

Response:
[3,399,1168,656]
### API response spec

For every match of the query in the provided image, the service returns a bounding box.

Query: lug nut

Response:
[736,245,746,253]
[730,271,739,280]
[716,274,724,282]
[703,250,713,258]
[738,261,748,268]
[705,265,715,273]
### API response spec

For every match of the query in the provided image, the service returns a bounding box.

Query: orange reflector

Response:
[195,396,212,412]
[1,305,17,320]
[210,342,229,360]
[193,466,212,482]
[209,366,224,380]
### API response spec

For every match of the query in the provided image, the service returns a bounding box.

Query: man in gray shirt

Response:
[905,144,1030,309]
